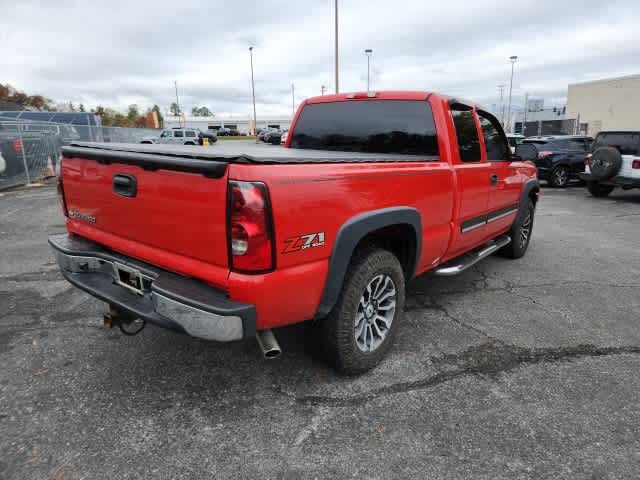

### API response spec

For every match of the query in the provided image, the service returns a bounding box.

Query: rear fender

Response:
[314,207,421,319]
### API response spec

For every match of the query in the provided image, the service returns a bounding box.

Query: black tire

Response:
[184,142,195,146]
[321,247,405,375]
[499,199,535,259]
[587,181,615,198]
[590,147,622,180]
[549,165,570,188]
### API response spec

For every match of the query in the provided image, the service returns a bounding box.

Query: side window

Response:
[160,130,172,138]
[477,112,509,161]
[185,130,196,137]
[451,108,481,162]
[568,139,586,151]
[174,130,184,138]
[549,139,569,151]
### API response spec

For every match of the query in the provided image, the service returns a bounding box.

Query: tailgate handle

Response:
[113,174,137,197]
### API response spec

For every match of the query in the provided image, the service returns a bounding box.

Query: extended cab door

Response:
[448,103,491,256]
[477,110,521,237]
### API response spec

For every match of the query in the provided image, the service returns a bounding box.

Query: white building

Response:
[566,74,640,136]
[164,114,293,134]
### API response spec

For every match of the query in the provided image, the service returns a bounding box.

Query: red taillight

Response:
[13,139,23,152]
[584,154,592,165]
[632,159,640,169]
[56,156,68,217]
[228,180,274,272]
[538,150,553,158]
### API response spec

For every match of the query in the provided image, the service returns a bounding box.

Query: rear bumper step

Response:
[48,233,256,342]
[434,235,511,276]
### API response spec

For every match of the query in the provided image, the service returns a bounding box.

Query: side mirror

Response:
[515,143,537,161]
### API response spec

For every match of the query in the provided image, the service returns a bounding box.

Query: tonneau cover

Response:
[65,141,437,164]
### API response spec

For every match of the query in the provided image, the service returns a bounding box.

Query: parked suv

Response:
[580,131,640,197]
[141,128,202,145]
[523,135,592,187]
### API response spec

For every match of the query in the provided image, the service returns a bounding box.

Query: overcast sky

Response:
[1,0,639,117]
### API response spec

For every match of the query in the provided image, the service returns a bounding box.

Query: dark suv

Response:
[523,135,592,187]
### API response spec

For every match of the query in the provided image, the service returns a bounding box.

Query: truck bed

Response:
[64,141,436,165]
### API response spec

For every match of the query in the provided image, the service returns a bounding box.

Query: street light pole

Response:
[174,80,181,115]
[497,84,505,126]
[365,49,372,92]
[507,55,518,133]
[334,0,339,94]
[321,85,326,95]
[249,46,258,142]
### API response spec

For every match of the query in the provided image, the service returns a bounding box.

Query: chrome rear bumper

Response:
[49,234,256,342]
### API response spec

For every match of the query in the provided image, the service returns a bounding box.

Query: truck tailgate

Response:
[61,147,230,284]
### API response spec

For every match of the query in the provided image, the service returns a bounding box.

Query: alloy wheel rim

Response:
[555,168,568,186]
[354,274,396,353]
[520,212,532,248]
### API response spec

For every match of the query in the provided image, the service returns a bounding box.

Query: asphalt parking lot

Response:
[1,184,639,479]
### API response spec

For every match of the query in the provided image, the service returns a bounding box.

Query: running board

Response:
[434,235,511,276]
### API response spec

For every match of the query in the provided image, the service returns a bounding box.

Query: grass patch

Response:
[217,136,256,141]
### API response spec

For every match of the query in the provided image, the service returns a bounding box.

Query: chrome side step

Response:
[434,235,511,276]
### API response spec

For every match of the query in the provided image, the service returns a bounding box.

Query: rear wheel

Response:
[549,166,569,188]
[321,247,405,375]
[499,199,535,259]
[587,181,615,198]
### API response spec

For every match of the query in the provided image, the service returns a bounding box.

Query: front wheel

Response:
[587,182,615,198]
[321,247,405,375]
[499,199,535,259]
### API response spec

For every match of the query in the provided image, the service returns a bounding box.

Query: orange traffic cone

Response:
[45,156,55,178]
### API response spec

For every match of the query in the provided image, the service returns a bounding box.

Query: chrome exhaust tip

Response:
[256,329,281,359]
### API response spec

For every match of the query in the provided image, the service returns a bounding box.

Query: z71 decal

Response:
[282,232,325,254]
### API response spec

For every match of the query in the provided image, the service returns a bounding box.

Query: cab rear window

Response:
[593,132,640,155]
[290,100,439,156]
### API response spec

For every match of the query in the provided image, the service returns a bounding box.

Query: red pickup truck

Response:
[49,91,539,374]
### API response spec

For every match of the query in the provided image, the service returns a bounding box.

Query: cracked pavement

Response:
[1,185,639,479]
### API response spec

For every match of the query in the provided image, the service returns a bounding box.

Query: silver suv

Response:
[141,128,201,145]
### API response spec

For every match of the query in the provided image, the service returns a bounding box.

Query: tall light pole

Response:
[522,92,529,135]
[365,49,373,92]
[249,46,258,142]
[334,0,339,93]
[174,80,181,115]
[497,84,505,126]
[321,85,326,95]
[291,83,295,116]
[507,55,518,133]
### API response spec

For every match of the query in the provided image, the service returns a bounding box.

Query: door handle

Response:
[113,174,137,197]
[489,174,498,186]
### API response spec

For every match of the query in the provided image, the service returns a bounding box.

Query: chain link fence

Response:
[0,116,160,191]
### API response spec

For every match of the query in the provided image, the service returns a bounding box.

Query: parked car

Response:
[506,134,524,154]
[522,135,592,187]
[198,130,218,145]
[280,129,289,146]
[257,129,273,141]
[141,128,201,145]
[51,90,539,374]
[264,129,283,144]
[580,130,640,197]
[217,128,232,136]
